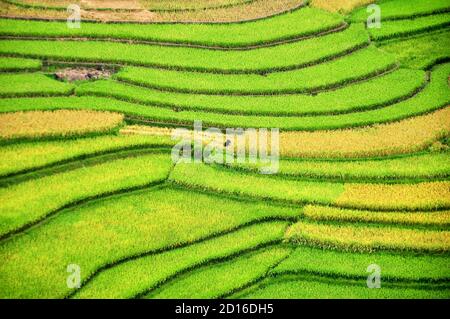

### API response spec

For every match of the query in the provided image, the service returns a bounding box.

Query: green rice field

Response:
[0,0,449,300]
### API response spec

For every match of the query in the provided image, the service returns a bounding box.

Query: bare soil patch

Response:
[54,67,113,82]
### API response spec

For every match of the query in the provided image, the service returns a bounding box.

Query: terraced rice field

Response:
[0,0,449,300]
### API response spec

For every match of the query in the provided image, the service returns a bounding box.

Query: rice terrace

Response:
[0,0,449,301]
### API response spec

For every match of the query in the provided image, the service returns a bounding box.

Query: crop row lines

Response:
[76,72,427,117]
[0,23,350,52]
[3,0,262,13]
[0,0,306,23]
[217,163,450,185]
[115,64,399,97]
[137,244,450,300]
[0,179,169,243]
[168,181,450,213]
[0,37,371,76]
[131,240,286,299]
[266,271,450,291]
[64,216,297,299]
[0,147,172,187]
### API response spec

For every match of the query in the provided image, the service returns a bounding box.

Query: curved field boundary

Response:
[124,123,445,161]
[0,147,171,187]
[277,107,450,157]
[0,0,306,24]
[1,75,447,132]
[286,220,450,253]
[0,0,280,13]
[377,28,450,70]
[75,68,426,116]
[12,63,445,132]
[145,0,258,13]
[0,185,299,298]
[232,273,450,299]
[0,180,167,244]
[141,244,450,299]
[350,0,450,22]
[225,152,450,183]
[65,219,293,299]
[169,163,450,211]
[72,221,288,299]
[369,12,450,41]
[213,156,450,187]
[1,71,448,132]
[9,0,268,13]
[0,25,367,74]
[2,0,260,12]
[230,270,448,300]
[0,134,174,178]
[142,245,290,299]
[0,7,345,47]
[273,245,450,283]
[114,47,396,93]
[302,205,450,227]
[0,23,350,52]
[0,153,173,241]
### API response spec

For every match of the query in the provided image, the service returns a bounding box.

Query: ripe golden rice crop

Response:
[280,107,450,158]
[0,110,124,140]
[122,107,450,159]
[0,0,304,23]
[121,125,173,137]
[303,205,450,226]
[310,0,374,13]
[285,220,450,252]
[336,181,450,211]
